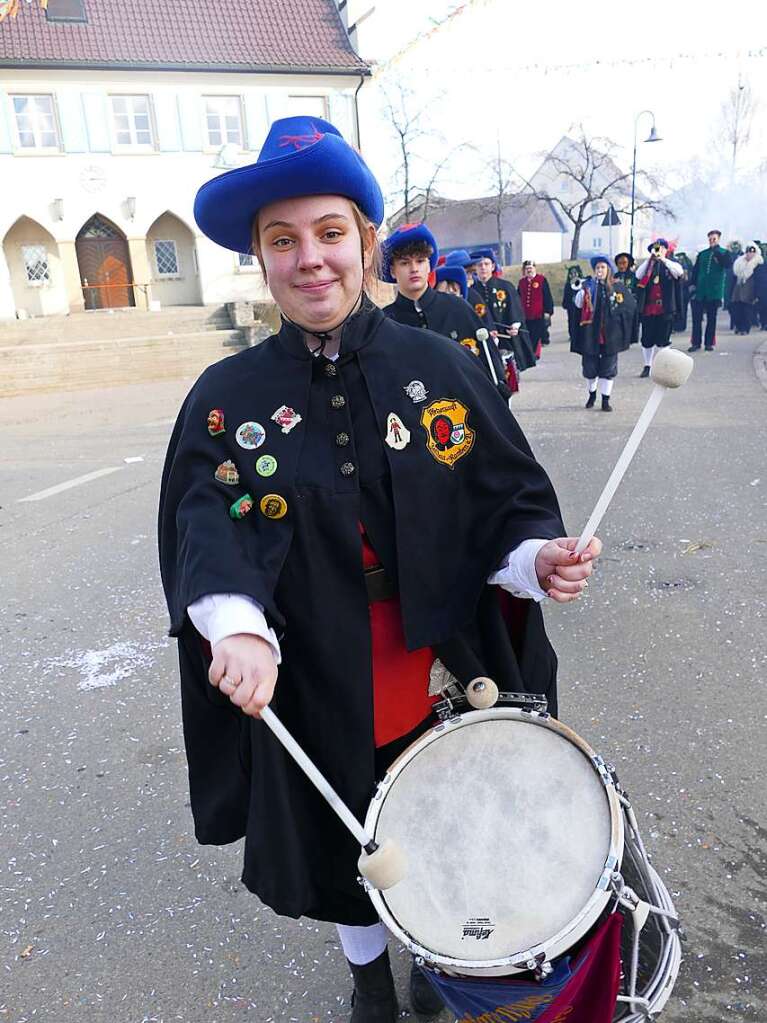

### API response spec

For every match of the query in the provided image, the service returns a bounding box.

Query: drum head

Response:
[368,713,619,965]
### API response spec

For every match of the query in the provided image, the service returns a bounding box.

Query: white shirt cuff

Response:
[187,593,282,664]
[488,538,549,602]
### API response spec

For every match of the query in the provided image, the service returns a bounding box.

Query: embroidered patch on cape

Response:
[229,494,254,520]
[459,337,480,356]
[271,405,302,434]
[420,398,475,469]
[385,412,410,450]
[532,281,540,289]
[207,409,225,435]
[615,292,624,304]
[236,421,266,450]
[215,460,239,485]
[404,380,428,403]
[474,302,487,317]
[495,288,507,303]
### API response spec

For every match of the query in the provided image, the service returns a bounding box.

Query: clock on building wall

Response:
[80,165,107,194]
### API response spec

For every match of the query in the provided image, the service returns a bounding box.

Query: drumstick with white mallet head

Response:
[259,706,406,889]
[574,347,694,556]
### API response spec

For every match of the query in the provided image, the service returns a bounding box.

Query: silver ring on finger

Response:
[223,674,241,688]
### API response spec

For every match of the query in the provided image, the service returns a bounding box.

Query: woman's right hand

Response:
[208,633,278,717]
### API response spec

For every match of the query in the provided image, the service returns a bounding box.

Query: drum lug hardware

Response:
[513,950,551,980]
[598,854,620,890]
[592,754,615,789]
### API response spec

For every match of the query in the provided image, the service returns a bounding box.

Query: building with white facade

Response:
[0,0,370,320]
[526,136,658,262]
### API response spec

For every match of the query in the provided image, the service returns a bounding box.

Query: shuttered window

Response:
[204,96,244,148]
[110,95,155,149]
[12,95,60,150]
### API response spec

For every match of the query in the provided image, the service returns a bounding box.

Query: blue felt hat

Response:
[444,249,478,269]
[434,264,468,300]
[648,238,670,252]
[380,222,439,283]
[590,254,613,270]
[470,247,498,268]
[193,116,384,254]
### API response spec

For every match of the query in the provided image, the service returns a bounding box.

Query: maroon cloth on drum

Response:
[423,913,623,1023]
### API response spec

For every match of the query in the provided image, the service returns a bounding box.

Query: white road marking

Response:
[18,466,124,503]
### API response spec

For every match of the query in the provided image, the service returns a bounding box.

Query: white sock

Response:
[599,377,614,397]
[642,346,655,367]
[588,378,598,393]
[336,922,388,965]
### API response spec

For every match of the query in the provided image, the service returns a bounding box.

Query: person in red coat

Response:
[518,260,554,358]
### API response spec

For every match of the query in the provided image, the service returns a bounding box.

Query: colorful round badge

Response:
[236,421,266,450]
[260,493,288,520]
[256,454,278,478]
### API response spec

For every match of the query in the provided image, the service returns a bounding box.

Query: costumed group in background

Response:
[159,114,687,1023]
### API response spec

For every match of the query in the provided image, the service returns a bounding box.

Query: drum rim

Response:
[364,709,625,973]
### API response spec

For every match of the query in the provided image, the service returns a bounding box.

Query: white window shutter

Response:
[0,93,12,154]
[177,94,202,152]
[81,93,110,152]
[244,92,269,152]
[328,92,355,142]
[154,93,181,152]
[58,91,88,153]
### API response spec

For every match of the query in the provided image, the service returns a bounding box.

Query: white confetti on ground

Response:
[46,639,164,690]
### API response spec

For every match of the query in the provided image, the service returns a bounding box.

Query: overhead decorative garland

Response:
[0,0,48,23]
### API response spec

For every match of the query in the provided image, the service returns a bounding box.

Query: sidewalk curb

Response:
[755,339,767,393]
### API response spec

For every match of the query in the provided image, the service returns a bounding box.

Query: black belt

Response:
[365,565,397,603]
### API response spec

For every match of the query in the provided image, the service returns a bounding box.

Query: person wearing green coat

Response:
[689,229,732,351]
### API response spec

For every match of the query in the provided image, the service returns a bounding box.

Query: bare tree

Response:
[380,82,465,225]
[517,127,672,259]
[720,78,758,183]
[470,139,525,262]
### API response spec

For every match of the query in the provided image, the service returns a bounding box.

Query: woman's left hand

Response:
[535,537,602,603]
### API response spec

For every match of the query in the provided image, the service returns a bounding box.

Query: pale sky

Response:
[355,0,767,238]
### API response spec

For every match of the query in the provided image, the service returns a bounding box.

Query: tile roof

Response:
[0,0,369,73]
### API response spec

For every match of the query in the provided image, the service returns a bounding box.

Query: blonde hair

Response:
[250,199,381,290]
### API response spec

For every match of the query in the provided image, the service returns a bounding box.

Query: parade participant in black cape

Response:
[381,224,511,402]
[688,229,732,351]
[571,255,637,412]
[518,260,554,358]
[434,262,468,300]
[562,263,585,346]
[471,247,537,372]
[672,249,694,333]
[635,238,684,377]
[443,248,496,331]
[612,252,640,344]
[159,115,602,1023]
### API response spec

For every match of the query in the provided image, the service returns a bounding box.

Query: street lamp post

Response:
[629,110,662,256]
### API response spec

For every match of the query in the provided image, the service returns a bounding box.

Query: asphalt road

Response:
[1,311,765,1023]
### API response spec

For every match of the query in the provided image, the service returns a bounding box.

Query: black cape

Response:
[159,300,564,926]
[636,259,683,320]
[472,276,537,372]
[383,287,511,401]
[570,279,637,357]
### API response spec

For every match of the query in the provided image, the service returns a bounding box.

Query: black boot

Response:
[585,390,597,408]
[410,959,445,1019]
[348,949,398,1023]
[640,365,651,378]
[601,395,612,412]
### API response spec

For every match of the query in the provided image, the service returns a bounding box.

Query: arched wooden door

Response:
[76,215,134,310]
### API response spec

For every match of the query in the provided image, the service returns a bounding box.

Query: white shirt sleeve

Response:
[187,593,282,664]
[574,289,584,309]
[663,258,684,279]
[636,259,650,278]
[487,538,549,602]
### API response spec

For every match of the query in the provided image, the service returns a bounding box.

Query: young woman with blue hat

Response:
[158,115,602,1022]
[635,239,684,376]
[571,256,637,411]
[381,225,511,402]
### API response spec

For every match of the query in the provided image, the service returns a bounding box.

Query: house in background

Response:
[525,136,657,261]
[389,192,566,267]
[0,0,369,320]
